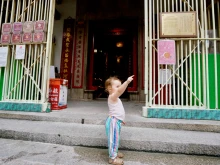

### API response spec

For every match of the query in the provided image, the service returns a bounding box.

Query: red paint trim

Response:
[141,27,144,89]
[71,26,77,88]
[71,27,77,88]
[87,34,97,90]
[128,36,137,91]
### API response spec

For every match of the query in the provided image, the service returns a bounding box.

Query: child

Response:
[105,75,134,165]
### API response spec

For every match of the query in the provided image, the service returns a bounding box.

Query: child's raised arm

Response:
[111,75,134,100]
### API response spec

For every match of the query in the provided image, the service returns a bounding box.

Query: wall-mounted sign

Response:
[0,47,9,67]
[13,22,23,34]
[158,40,176,65]
[72,26,85,88]
[34,20,47,32]
[1,20,47,45]
[60,19,75,88]
[1,34,11,44]
[15,45,26,59]
[160,12,197,38]
[11,33,22,44]
[2,23,12,34]
[23,21,34,33]
[159,69,172,85]
[22,32,33,43]
[33,31,46,43]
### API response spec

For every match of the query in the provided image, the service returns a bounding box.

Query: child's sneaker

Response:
[109,157,124,165]
[117,152,124,158]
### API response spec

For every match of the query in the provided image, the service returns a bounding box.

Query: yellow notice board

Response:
[160,12,197,38]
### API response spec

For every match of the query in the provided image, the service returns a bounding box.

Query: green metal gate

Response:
[0,0,55,112]
[143,0,220,120]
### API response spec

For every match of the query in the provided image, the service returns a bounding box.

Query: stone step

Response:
[0,118,220,156]
[0,111,220,133]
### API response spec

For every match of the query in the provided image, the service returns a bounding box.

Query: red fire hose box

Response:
[49,78,68,110]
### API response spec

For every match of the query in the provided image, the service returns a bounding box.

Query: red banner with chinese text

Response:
[72,25,85,88]
[60,19,75,88]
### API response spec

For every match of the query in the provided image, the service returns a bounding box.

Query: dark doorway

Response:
[87,19,138,98]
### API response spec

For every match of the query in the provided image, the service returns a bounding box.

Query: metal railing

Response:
[0,0,55,110]
[144,0,220,109]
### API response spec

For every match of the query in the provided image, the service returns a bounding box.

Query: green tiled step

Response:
[147,108,220,120]
[0,102,43,112]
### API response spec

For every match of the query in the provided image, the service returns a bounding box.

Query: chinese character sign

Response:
[158,40,176,65]
[72,26,85,88]
[60,19,75,88]
[49,84,59,109]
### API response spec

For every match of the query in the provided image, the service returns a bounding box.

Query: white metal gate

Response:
[0,0,55,111]
[144,0,220,110]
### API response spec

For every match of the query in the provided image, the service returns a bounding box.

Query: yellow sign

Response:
[160,12,197,38]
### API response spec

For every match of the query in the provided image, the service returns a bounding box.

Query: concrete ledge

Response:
[1,129,220,156]
[0,119,220,156]
[1,111,220,133]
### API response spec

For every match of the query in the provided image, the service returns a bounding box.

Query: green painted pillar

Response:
[0,68,4,101]
[208,54,220,109]
[192,54,220,109]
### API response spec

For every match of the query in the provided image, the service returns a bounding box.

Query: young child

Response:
[105,75,134,165]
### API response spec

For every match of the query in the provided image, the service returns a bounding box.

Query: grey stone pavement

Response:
[0,138,220,165]
[0,100,220,158]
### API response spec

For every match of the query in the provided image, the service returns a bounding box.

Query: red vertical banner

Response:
[60,19,75,88]
[72,24,85,88]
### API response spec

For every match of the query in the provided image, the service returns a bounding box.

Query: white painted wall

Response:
[53,0,77,72]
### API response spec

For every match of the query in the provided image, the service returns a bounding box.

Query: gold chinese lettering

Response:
[64,58,68,63]
[66,37,70,42]
[64,63,68,68]
[64,69,68,73]
[63,74,68,79]
[66,32,71,37]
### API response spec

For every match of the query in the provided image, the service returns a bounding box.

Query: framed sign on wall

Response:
[159,12,197,38]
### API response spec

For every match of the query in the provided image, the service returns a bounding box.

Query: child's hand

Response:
[122,121,126,125]
[127,75,134,83]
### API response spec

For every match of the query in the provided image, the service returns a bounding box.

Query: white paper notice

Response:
[59,85,67,106]
[50,66,55,78]
[159,69,172,85]
[15,45,26,59]
[0,47,9,67]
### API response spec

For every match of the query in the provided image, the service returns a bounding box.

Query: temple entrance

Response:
[87,19,138,99]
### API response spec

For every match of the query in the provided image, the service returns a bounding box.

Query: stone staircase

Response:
[0,110,220,156]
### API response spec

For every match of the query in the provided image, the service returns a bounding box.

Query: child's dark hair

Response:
[105,77,120,93]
